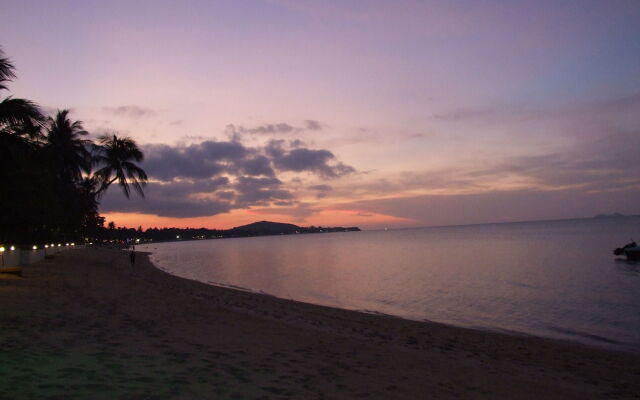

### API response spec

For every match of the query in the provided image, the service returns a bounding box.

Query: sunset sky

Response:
[2,0,640,229]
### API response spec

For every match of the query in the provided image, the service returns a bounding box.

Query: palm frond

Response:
[93,133,148,199]
[0,97,46,134]
[45,109,94,182]
[0,47,17,90]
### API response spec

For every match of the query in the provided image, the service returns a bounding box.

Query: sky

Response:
[2,0,640,229]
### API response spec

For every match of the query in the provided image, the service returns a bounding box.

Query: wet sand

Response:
[0,248,638,399]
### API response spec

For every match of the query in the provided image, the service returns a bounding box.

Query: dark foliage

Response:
[0,47,146,248]
[98,221,360,244]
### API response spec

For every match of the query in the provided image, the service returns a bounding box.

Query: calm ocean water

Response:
[138,217,640,351]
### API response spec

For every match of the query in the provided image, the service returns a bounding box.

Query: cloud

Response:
[431,107,496,122]
[472,127,640,192]
[266,140,356,178]
[225,119,325,138]
[100,179,232,218]
[227,122,298,135]
[305,119,323,130]
[234,176,293,207]
[102,105,156,119]
[101,174,294,218]
[430,92,640,130]
[329,119,640,227]
[309,184,332,191]
[142,143,228,180]
[335,187,640,227]
[357,138,640,199]
[100,137,354,218]
[309,184,332,198]
[251,202,320,222]
[142,139,354,182]
[237,155,276,177]
[320,120,640,223]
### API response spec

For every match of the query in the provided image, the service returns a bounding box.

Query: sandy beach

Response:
[0,248,639,399]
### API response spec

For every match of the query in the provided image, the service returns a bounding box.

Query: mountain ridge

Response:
[230,220,361,235]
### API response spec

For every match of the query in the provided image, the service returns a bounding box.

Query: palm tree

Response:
[0,47,16,91]
[0,47,44,144]
[94,134,148,198]
[0,98,44,138]
[0,47,48,245]
[45,110,92,184]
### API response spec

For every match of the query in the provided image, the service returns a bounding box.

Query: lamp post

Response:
[0,246,5,267]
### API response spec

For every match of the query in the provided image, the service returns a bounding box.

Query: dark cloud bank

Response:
[101,96,640,224]
[100,138,354,218]
[336,125,640,226]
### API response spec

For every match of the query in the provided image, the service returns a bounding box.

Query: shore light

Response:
[57,244,61,247]
[10,246,15,251]
[71,243,75,246]
[176,235,180,239]
[65,243,69,246]
[45,245,49,248]
[32,245,37,250]
[0,247,5,252]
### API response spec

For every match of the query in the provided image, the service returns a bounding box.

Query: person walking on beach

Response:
[130,250,136,265]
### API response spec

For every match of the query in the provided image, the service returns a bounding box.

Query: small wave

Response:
[503,280,536,289]
[546,325,619,344]
[358,309,395,318]
[206,281,275,297]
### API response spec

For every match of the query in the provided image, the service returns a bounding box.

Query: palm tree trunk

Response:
[96,176,118,196]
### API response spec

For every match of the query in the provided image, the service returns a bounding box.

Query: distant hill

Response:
[230,221,361,236]
[100,220,360,244]
[593,213,628,219]
[231,221,301,235]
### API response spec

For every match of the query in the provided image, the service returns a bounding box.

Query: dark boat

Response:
[613,240,640,260]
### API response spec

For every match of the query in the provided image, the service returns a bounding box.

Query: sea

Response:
[138,217,640,352]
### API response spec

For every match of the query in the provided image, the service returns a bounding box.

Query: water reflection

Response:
[614,258,640,275]
[141,217,640,351]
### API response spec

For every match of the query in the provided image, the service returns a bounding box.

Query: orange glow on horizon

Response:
[101,211,263,230]
[101,206,415,230]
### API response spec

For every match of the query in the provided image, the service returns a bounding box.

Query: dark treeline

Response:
[103,221,361,244]
[0,47,147,248]
[1,47,360,248]
[101,225,222,243]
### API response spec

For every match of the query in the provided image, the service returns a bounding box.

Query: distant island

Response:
[593,213,631,219]
[101,221,361,244]
[229,221,360,236]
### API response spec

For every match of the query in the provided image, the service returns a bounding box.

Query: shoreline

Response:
[168,264,633,354]
[148,250,639,355]
[144,242,638,354]
[1,248,639,399]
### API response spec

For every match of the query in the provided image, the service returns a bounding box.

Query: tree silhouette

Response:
[45,110,92,183]
[0,47,147,246]
[0,47,50,246]
[0,47,45,158]
[94,134,148,198]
